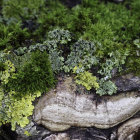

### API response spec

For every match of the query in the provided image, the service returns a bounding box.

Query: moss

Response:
[6,51,55,95]
[0,62,5,71]
[2,0,45,21]
[34,0,69,40]
[122,38,140,76]
[0,0,139,47]
[0,22,30,50]
[126,55,140,76]
[81,0,140,42]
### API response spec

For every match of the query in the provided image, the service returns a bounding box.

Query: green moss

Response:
[6,51,55,95]
[0,22,30,50]
[126,57,140,75]
[2,0,45,21]
[34,0,69,39]
[1,0,139,47]
[122,39,140,76]
[0,62,5,71]
[81,0,140,42]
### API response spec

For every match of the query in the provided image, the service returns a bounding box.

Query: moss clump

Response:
[6,51,55,95]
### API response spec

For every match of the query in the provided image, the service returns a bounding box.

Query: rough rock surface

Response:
[16,121,51,140]
[115,74,140,92]
[117,118,140,140]
[34,76,140,131]
[43,133,70,140]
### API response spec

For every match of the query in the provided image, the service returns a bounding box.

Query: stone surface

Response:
[114,73,140,92]
[117,118,140,140]
[16,121,51,140]
[36,127,113,140]
[43,133,70,140]
[69,127,110,140]
[34,76,140,131]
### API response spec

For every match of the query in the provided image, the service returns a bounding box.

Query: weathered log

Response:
[34,76,140,131]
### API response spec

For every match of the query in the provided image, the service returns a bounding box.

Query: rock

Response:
[16,121,36,138]
[16,121,51,140]
[110,131,117,140]
[117,118,140,140]
[85,128,109,140]
[42,127,113,140]
[43,133,70,140]
[114,74,140,92]
[68,127,111,140]
[34,76,140,131]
